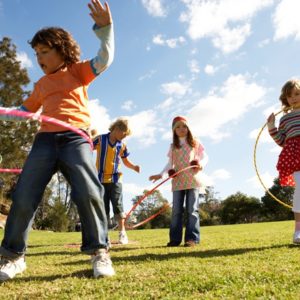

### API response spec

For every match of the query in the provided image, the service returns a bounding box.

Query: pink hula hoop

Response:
[0,108,93,174]
[125,165,199,229]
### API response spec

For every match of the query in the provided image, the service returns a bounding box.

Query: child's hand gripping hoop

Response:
[125,165,201,229]
[0,108,93,174]
[253,108,292,209]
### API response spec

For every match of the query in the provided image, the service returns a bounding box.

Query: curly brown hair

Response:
[29,27,81,65]
[172,122,196,149]
[279,79,300,110]
[109,118,131,136]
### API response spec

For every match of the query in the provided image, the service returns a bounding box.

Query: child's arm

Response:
[149,160,172,183]
[267,113,285,146]
[122,157,140,173]
[191,142,208,172]
[88,0,114,75]
[149,145,173,182]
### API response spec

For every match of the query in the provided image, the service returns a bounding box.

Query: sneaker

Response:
[293,231,300,244]
[91,249,115,278]
[166,241,181,247]
[119,231,128,245]
[184,240,197,247]
[0,256,26,281]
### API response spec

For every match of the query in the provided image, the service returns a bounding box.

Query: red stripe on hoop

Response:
[128,203,170,229]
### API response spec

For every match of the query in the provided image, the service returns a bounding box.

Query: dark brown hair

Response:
[29,27,80,65]
[279,79,300,110]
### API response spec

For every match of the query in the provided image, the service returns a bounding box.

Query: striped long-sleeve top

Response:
[268,110,300,146]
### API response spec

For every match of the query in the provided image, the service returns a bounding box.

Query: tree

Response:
[199,186,222,226]
[220,192,262,224]
[41,199,70,232]
[0,37,38,209]
[33,172,79,231]
[130,190,171,229]
[261,178,294,221]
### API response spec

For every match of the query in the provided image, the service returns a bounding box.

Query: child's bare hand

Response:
[134,165,141,173]
[267,113,275,128]
[88,0,112,27]
[149,174,162,183]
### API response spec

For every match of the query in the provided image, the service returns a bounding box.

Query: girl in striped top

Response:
[268,79,300,244]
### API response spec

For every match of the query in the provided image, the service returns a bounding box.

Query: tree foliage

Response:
[130,190,171,229]
[200,186,222,225]
[220,192,262,224]
[0,37,38,207]
[261,178,294,221]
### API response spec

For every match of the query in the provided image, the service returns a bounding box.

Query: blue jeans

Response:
[0,131,108,258]
[169,189,200,244]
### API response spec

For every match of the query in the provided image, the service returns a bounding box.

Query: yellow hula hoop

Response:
[253,109,292,209]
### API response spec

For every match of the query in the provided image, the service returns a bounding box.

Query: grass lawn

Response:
[0,221,299,299]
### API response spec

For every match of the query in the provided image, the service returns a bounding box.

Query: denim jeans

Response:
[102,182,125,220]
[169,189,200,244]
[0,131,108,258]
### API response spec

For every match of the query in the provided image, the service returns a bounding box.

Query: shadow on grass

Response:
[1,243,297,283]
[26,250,83,257]
[60,243,295,267]
[1,269,95,283]
[110,243,293,263]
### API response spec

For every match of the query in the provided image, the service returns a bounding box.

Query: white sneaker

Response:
[119,231,128,244]
[0,256,26,281]
[293,231,300,244]
[91,249,115,278]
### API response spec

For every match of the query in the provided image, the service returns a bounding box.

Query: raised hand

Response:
[267,113,275,129]
[88,0,112,27]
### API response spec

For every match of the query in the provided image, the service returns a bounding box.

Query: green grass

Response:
[0,221,299,299]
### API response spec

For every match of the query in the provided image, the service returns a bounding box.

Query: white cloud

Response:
[157,97,174,109]
[16,51,33,68]
[88,99,111,134]
[204,64,216,75]
[273,0,300,40]
[187,74,267,141]
[180,0,273,53]
[141,0,167,17]
[249,127,273,144]
[160,81,190,97]
[139,69,156,81]
[188,59,200,74]
[270,145,281,153]
[247,171,275,190]
[211,169,231,180]
[212,24,251,54]
[258,38,270,48]
[121,100,136,111]
[152,34,186,48]
[127,110,157,146]
[123,182,145,197]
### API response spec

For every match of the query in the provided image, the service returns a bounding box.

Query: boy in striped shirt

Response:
[93,118,140,244]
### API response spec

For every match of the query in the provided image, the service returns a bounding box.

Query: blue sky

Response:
[1,0,300,212]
